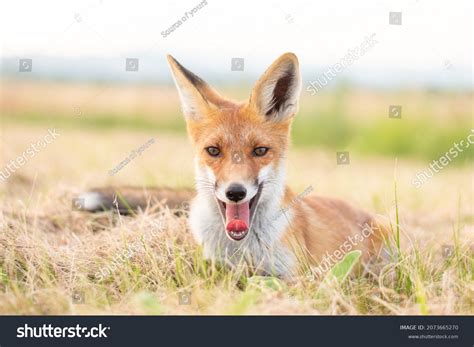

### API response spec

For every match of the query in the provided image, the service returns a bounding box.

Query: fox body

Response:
[81,53,387,278]
[167,53,387,277]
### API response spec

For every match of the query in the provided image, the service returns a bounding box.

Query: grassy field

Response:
[3,80,473,162]
[0,81,472,314]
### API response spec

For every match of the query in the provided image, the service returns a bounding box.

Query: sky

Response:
[0,0,472,88]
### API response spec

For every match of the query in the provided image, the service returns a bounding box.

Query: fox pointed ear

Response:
[167,55,225,120]
[250,53,302,122]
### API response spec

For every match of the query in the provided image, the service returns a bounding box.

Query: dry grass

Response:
[0,125,472,315]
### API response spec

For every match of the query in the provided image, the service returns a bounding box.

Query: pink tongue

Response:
[225,202,250,232]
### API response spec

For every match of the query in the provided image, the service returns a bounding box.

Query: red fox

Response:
[80,53,388,278]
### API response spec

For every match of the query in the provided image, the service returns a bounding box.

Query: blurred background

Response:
[0,0,472,198]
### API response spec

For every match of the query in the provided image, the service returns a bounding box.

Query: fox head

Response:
[167,53,301,241]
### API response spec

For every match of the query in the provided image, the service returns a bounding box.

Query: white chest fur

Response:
[189,161,296,277]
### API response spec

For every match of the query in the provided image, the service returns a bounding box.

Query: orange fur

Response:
[166,52,388,273]
[281,188,388,266]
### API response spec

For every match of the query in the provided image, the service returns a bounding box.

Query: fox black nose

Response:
[226,184,247,202]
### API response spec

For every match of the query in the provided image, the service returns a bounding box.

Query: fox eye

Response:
[253,147,269,157]
[205,146,221,157]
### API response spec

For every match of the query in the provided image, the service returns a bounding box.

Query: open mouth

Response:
[216,185,263,241]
